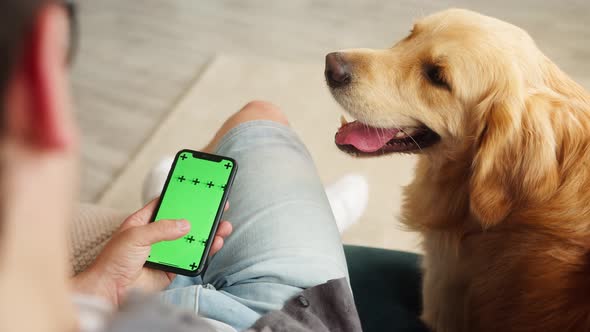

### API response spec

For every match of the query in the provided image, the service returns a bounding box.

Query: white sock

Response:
[142,158,369,233]
[142,156,175,205]
[325,174,369,233]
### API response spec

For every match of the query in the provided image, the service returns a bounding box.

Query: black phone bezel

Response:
[144,149,238,277]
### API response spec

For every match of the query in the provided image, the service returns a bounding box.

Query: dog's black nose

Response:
[325,52,351,88]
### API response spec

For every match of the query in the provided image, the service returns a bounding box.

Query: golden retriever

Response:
[325,8,590,332]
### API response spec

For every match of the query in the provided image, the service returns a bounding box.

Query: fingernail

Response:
[176,220,190,231]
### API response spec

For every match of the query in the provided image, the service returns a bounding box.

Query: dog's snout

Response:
[325,52,352,88]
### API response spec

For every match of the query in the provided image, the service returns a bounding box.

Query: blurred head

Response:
[1,0,77,149]
[0,1,79,331]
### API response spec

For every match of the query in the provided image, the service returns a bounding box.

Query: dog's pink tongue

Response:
[335,121,399,152]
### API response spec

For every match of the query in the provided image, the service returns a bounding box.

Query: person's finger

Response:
[127,219,190,246]
[209,236,224,257]
[120,198,159,231]
[216,221,233,239]
[165,272,176,283]
[224,202,229,211]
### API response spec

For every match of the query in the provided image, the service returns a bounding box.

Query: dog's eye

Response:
[423,64,450,90]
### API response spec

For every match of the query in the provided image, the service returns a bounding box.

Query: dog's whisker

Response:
[401,127,424,152]
[366,83,426,153]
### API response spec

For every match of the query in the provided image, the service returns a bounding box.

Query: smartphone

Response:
[145,149,237,276]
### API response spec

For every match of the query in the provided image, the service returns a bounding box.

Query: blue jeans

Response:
[158,121,349,331]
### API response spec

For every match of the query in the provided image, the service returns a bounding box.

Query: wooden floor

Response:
[72,0,590,202]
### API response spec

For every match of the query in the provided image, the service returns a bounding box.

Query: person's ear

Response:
[4,3,76,150]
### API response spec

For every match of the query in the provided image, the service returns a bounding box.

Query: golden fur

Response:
[330,9,590,332]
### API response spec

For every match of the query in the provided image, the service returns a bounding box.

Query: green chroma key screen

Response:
[146,150,236,276]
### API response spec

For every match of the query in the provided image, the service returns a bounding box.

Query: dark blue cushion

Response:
[344,245,429,332]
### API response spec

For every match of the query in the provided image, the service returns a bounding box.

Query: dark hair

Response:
[0,0,47,101]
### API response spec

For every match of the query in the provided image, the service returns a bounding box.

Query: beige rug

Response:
[99,55,421,253]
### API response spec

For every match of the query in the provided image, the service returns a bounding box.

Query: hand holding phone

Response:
[73,198,234,305]
[145,149,237,276]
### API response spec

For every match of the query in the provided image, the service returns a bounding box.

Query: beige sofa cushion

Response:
[68,204,128,275]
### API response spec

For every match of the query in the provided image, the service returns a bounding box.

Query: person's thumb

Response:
[128,219,191,246]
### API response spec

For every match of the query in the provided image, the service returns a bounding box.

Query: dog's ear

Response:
[469,95,559,228]
[469,98,519,227]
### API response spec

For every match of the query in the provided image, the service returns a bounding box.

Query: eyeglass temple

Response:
[63,0,78,64]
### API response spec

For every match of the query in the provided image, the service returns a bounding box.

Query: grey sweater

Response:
[103,278,361,332]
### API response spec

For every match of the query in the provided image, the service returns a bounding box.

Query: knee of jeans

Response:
[236,100,290,127]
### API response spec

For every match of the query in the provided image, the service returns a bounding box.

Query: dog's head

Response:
[327,9,570,227]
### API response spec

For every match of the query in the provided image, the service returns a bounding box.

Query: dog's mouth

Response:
[335,117,441,156]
